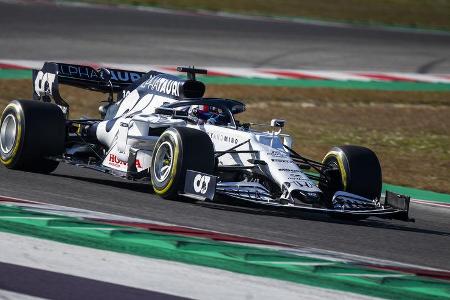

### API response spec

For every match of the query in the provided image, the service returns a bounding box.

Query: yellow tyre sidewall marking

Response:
[153,130,180,195]
[323,150,347,191]
[0,103,22,166]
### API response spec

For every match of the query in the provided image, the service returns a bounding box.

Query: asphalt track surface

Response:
[0,1,449,271]
[0,164,449,270]
[0,261,185,300]
[0,1,450,72]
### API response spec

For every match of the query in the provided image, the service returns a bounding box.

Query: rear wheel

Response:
[150,127,215,199]
[0,100,65,173]
[320,145,382,202]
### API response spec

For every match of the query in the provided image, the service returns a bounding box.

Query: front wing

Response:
[182,171,412,222]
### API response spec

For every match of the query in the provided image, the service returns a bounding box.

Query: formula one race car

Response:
[0,62,411,221]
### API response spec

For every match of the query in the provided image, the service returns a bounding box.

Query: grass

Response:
[85,0,450,31]
[1,79,449,193]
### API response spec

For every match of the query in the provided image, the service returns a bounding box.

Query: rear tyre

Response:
[320,145,382,201]
[150,127,215,199]
[0,100,65,173]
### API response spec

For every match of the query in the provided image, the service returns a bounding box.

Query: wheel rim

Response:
[153,141,174,183]
[0,114,17,154]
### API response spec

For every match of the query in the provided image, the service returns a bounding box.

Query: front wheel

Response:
[150,127,215,199]
[320,145,382,201]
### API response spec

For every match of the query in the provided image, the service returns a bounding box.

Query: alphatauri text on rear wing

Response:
[31,62,206,116]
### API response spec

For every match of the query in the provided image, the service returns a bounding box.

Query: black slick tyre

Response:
[150,127,215,199]
[320,145,382,201]
[0,100,65,173]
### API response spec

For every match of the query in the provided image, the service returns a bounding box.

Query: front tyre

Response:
[0,100,65,173]
[320,145,382,201]
[150,127,215,199]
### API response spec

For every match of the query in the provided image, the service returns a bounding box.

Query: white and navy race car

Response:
[0,62,412,221]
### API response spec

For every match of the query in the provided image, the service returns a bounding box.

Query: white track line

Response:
[0,232,380,300]
[411,199,450,208]
[2,194,449,273]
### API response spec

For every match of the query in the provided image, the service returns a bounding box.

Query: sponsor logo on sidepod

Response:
[108,154,142,168]
[208,132,239,144]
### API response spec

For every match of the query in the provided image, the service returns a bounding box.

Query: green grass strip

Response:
[306,171,450,204]
[383,184,450,204]
[0,69,32,79]
[199,76,450,91]
[0,204,449,299]
[1,69,450,91]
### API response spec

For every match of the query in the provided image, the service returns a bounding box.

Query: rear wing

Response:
[32,62,207,117]
[32,62,147,112]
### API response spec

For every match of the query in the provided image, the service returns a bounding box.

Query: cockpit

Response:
[161,98,246,129]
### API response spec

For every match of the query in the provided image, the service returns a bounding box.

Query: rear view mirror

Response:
[271,119,285,128]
